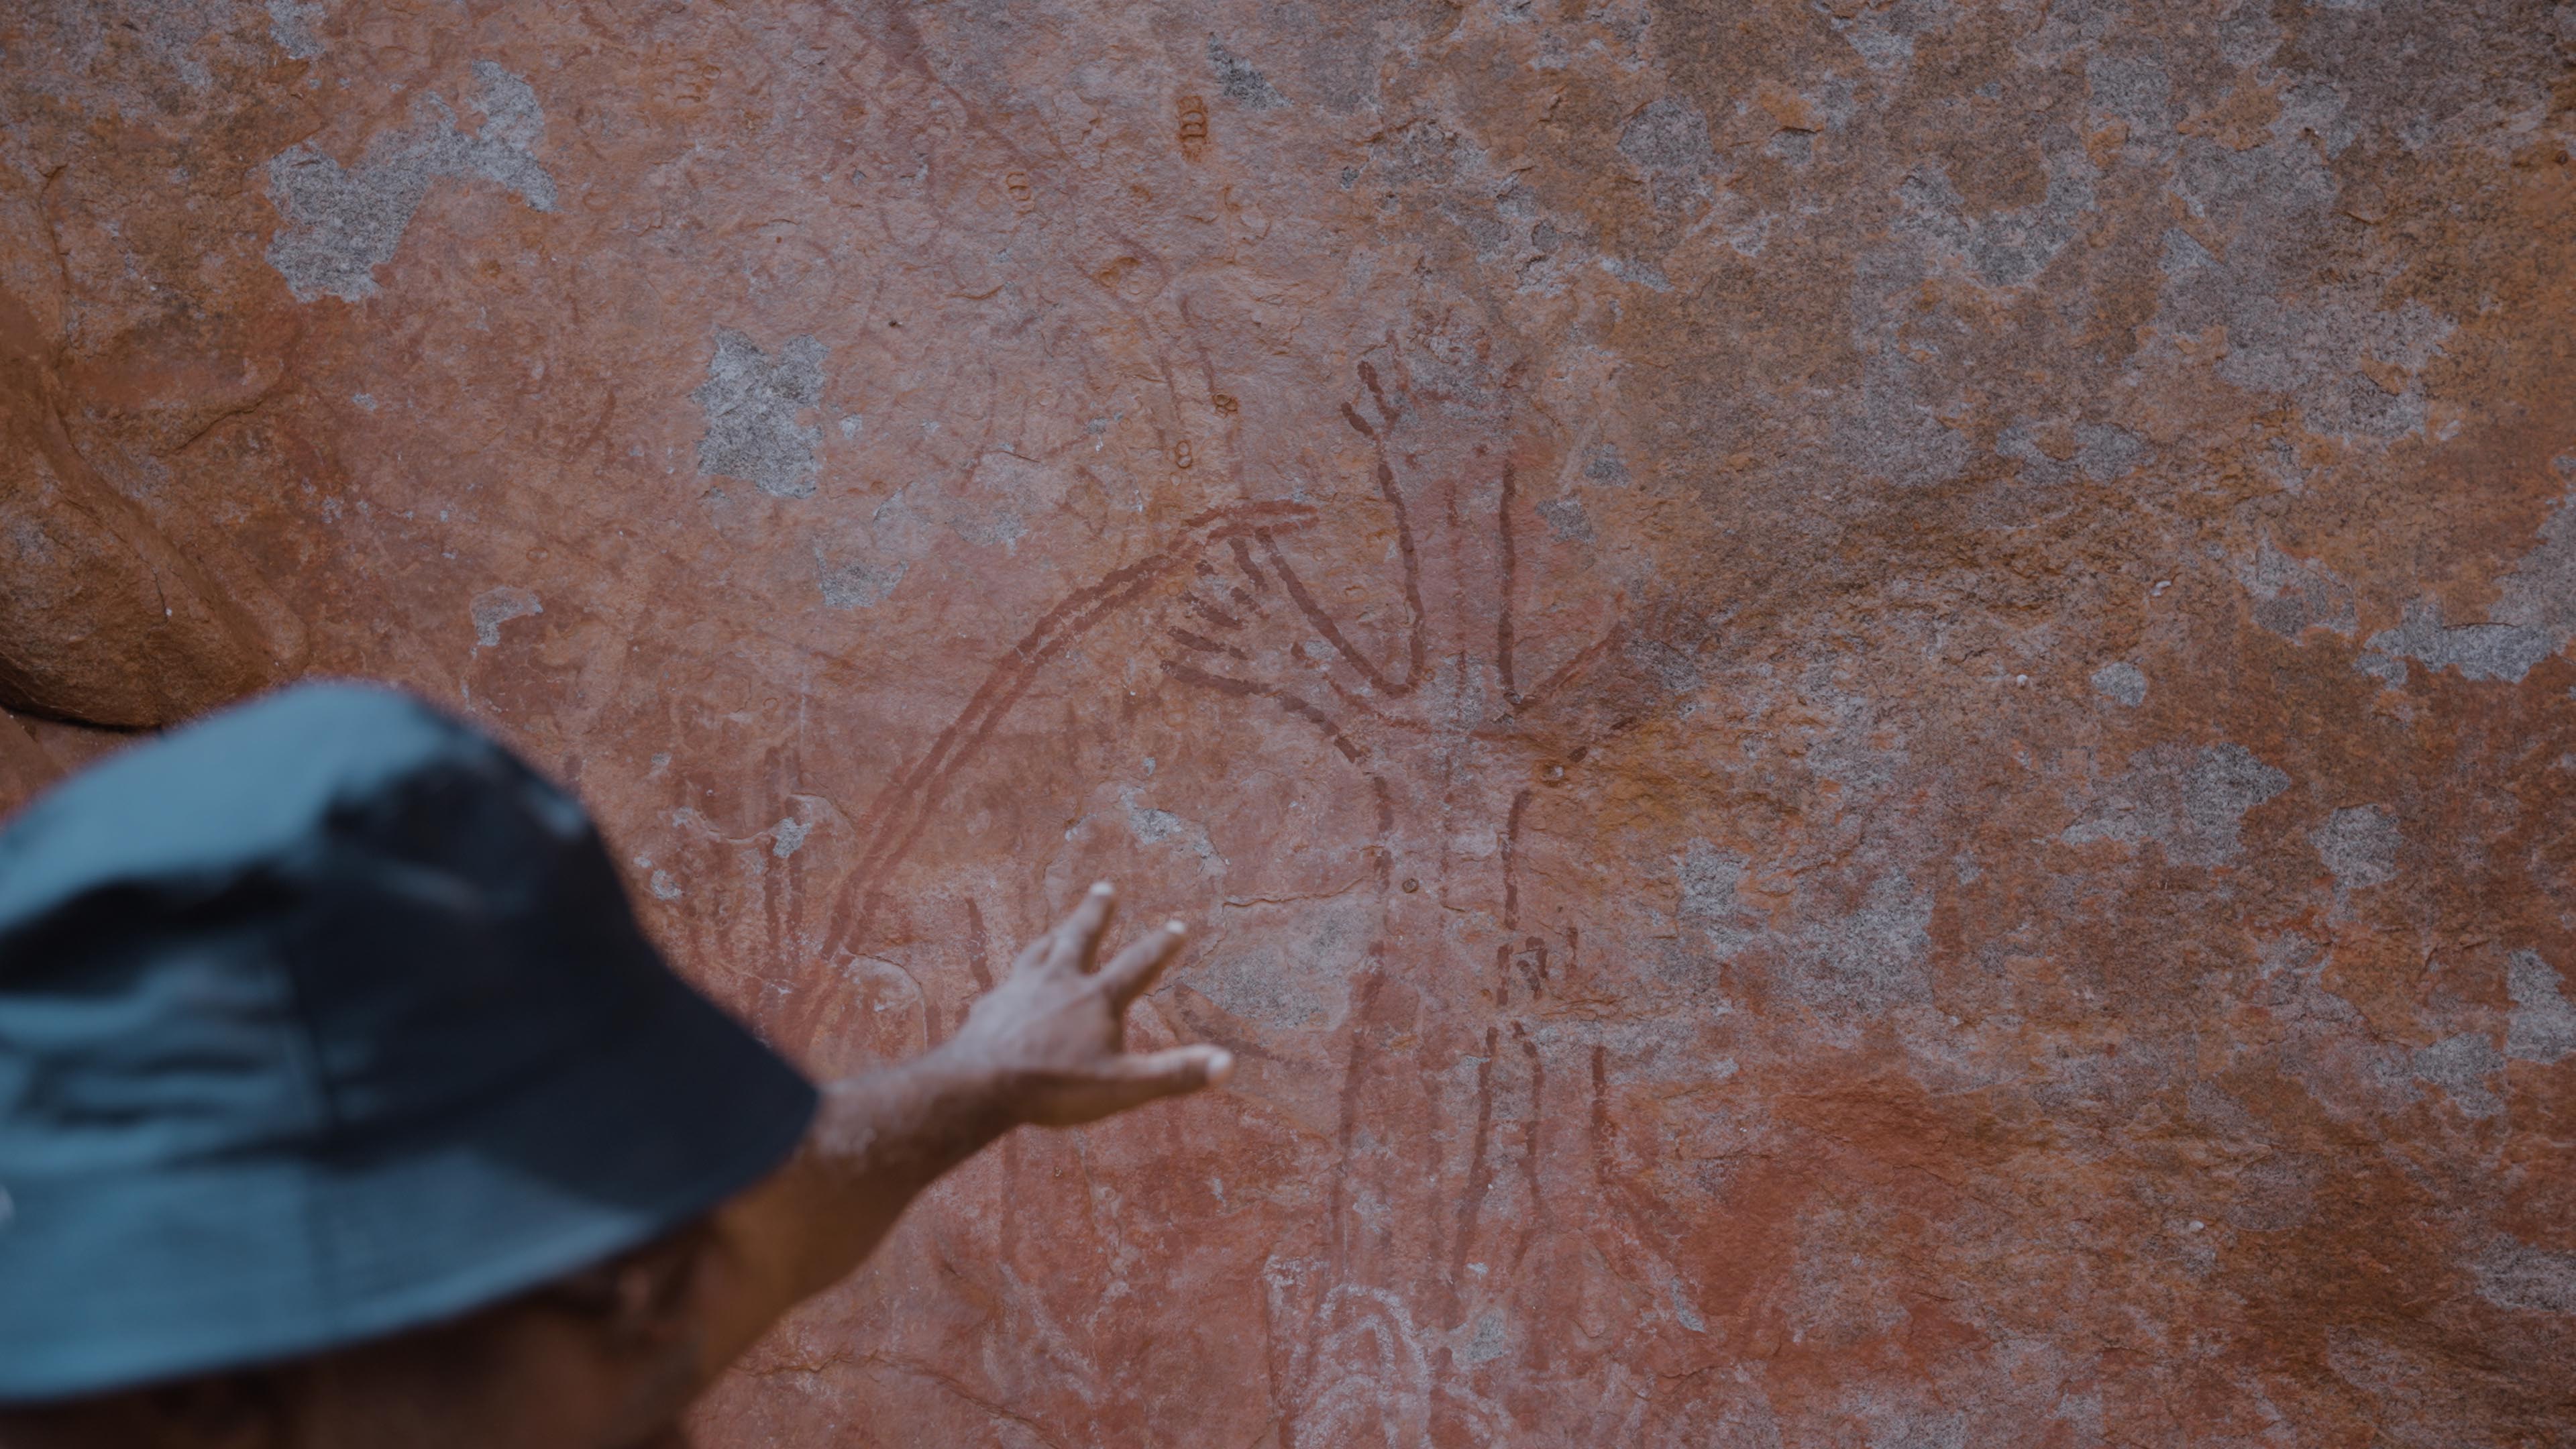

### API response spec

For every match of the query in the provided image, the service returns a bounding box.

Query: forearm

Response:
[683,888,1220,1385]
[779,1046,1018,1293]
[693,1046,1014,1369]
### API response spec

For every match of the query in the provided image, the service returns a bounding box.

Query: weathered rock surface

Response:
[0,281,302,727]
[0,708,62,816]
[3,0,2573,1442]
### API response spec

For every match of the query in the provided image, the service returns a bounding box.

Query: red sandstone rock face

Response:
[5,0,2575,1442]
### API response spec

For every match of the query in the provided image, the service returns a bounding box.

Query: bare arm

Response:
[685,883,1232,1375]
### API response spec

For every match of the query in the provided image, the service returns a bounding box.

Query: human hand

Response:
[938,882,1234,1128]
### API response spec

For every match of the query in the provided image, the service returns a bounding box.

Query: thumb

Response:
[1102,1045,1235,1102]
[1028,1046,1236,1127]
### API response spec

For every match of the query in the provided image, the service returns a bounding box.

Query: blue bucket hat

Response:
[0,682,816,1404]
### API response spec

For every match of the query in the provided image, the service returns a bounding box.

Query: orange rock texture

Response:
[5,0,2575,1442]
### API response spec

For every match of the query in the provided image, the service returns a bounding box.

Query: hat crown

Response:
[0,682,816,1406]
[0,683,655,1173]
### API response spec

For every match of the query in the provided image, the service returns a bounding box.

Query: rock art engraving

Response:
[810,500,1326,961]
[1177,95,1210,161]
[788,350,1726,1441]
[13,0,2571,1438]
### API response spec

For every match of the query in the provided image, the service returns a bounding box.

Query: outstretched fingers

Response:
[1098,918,1187,1009]
[1022,881,1117,976]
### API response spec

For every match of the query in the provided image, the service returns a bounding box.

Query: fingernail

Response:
[1165,918,1187,936]
[1204,1049,1235,1086]
[1090,880,1114,896]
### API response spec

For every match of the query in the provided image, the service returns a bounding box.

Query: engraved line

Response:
[1446,1023,1502,1326]
[1228,534,1269,591]
[1167,626,1250,661]
[1497,458,1519,703]
[816,503,1317,967]
[1160,659,1366,765]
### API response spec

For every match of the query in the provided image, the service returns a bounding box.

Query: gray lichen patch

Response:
[2365,602,2553,684]
[470,585,541,647]
[1535,496,1593,543]
[816,550,905,610]
[1836,245,1972,490]
[1118,786,1224,875]
[693,331,828,499]
[1897,142,2100,290]
[2485,471,2576,641]
[1617,97,1713,175]
[2368,475,2576,683]
[268,0,325,58]
[2063,742,2291,867]
[1208,42,1283,109]
[1996,419,2147,486]
[1189,897,1373,1032]
[2090,661,2147,707]
[2153,136,2456,443]
[1582,443,1630,486]
[2311,805,2400,892]
[263,62,556,303]
[1674,839,1931,1012]
[1677,840,1759,959]
[2239,537,2358,639]
[1787,867,1933,1010]
[1819,0,1949,72]
[2472,1236,2576,1316]
[1838,355,1970,488]
[2410,1032,2502,1118]
[2508,951,2576,1064]
[2087,54,2177,140]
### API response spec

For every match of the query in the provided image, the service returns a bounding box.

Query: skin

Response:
[0,882,1230,1449]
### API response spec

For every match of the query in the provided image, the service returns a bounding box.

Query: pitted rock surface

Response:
[3,0,2573,1442]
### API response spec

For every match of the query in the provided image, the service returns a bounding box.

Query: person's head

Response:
[0,684,817,1448]
[0,1222,717,1449]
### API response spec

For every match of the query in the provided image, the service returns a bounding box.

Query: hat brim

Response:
[0,970,816,1405]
